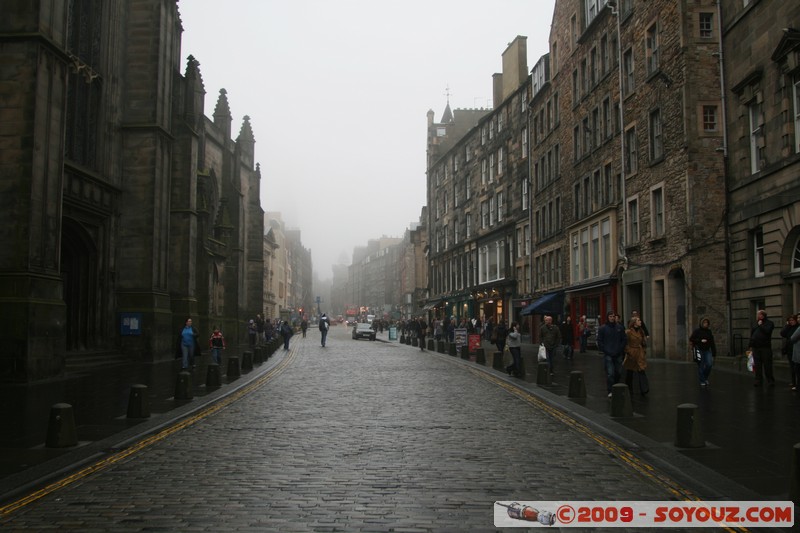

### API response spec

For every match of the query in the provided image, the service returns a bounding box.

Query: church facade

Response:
[0,0,265,382]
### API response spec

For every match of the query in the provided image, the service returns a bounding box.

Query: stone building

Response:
[0,1,265,382]
[425,37,529,327]
[722,0,800,353]
[542,0,728,358]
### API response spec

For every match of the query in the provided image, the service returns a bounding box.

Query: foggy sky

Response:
[179,0,555,280]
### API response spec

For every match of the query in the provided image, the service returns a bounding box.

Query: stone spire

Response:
[213,88,232,139]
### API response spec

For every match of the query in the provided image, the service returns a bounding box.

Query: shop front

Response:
[565,276,618,348]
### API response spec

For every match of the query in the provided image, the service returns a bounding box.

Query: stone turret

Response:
[213,88,232,140]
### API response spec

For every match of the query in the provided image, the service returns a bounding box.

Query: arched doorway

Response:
[60,219,98,351]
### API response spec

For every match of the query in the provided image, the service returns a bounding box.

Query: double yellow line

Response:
[470,368,750,533]
[0,348,295,518]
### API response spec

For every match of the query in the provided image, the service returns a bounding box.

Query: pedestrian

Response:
[781,314,799,390]
[506,321,523,378]
[539,314,561,375]
[255,314,265,345]
[578,315,589,353]
[485,317,494,342]
[176,317,200,370]
[264,318,274,342]
[417,316,428,351]
[247,319,257,348]
[748,309,775,387]
[494,319,508,354]
[559,315,575,360]
[631,311,650,345]
[280,320,293,350]
[690,318,716,386]
[596,311,627,397]
[790,319,800,392]
[434,318,443,341]
[301,317,308,338]
[209,326,226,366]
[623,317,649,396]
[319,313,330,347]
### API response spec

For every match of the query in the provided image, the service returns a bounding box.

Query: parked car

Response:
[352,322,376,341]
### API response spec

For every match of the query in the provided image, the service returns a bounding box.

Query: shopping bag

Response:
[746,351,754,372]
[537,344,547,362]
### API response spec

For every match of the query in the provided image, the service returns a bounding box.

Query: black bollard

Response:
[567,371,587,399]
[412,337,418,347]
[46,403,77,448]
[610,383,632,417]
[427,339,435,351]
[253,346,263,365]
[675,403,704,448]
[227,356,241,379]
[242,350,253,373]
[127,384,150,419]
[492,351,505,370]
[449,343,458,357]
[174,371,193,400]
[206,363,222,388]
[475,348,486,365]
[536,362,551,385]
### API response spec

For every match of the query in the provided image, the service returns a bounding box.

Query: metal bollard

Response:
[174,370,193,400]
[46,403,77,448]
[427,339,435,351]
[536,362,552,385]
[460,346,470,360]
[449,343,458,357]
[411,337,418,347]
[675,403,704,448]
[475,348,486,365]
[206,363,222,388]
[610,383,632,417]
[227,356,241,379]
[567,371,586,399]
[127,384,150,419]
[241,351,253,373]
[492,351,504,370]
[253,346,263,365]
[437,341,446,354]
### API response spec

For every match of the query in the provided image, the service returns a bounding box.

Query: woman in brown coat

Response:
[623,317,649,396]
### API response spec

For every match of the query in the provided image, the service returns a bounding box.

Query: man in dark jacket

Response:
[748,309,775,387]
[596,311,627,397]
[539,315,561,375]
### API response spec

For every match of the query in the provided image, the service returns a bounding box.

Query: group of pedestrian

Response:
[596,311,651,398]
[176,317,227,370]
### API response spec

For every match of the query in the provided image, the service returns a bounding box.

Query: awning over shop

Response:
[521,291,564,316]
[421,300,442,311]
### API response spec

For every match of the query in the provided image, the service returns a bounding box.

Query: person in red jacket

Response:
[209,326,226,365]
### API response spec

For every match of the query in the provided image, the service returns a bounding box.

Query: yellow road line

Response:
[0,348,296,518]
[469,368,749,533]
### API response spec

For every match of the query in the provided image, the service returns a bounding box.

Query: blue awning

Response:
[521,291,564,316]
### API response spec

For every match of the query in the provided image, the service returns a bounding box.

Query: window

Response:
[601,218,611,274]
[489,195,496,226]
[703,105,718,132]
[573,69,579,105]
[649,108,663,160]
[572,234,580,281]
[749,99,764,174]
[481,126,487,145]
[591,224,600,277]
[466,213,472,238]
[478,241,505,284]
[444,190,449,214]
[552,41,559,75]
[652,186,664,237]
[522,178,529,211]
[794,75,800,153]
[498,147,504,177]
[497,191,505,222]
[571,14,577,47]
[792,234,800,273]
[628,197,639,243]
[625,126,638,174]
[454,219,460,244]
[481,201,488,229]
[521,127,528,158]
[524,225,531,255]
[699,12,714,38]
[583,116,591,153]
[573,126,581,161]
[581,229,590,279]
[489,118,495,140]
[516,228,523,258]
[646,22,659,75]
[603,97,611,139]
[753,228,765,277]
[590,48,597,86]
[465,144,471,162]
[489,153,495,182]
[601,34,609,74]
[498,110,504,132]
[604,163,614,204]
[623,48,634,95]
[453,183,459,208]
[465,176,471,200]
[592,107,600,149]
[553,93,560,126]
[481,159,488,184]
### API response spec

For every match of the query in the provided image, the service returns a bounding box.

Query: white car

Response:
[352,322,376,341]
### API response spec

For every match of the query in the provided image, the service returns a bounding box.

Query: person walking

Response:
[623,317,649,396]
[255,314,265,345]
[280,320,293,350]
[780,315,799,390]
[596,311,627,397]
[176,317,200,370]
[559,315,575,360]
[208,326,226,366]
[300,317,308,338]
[247,319,257,348]
[748,309,775,387]
[417,316,428,351]
[318,313,330,347]
[494,319,508,354]
[578,315,589,354]
[506,321,523,378]
[539,314,561,375]
[690,318,717,386]
[790,320,800,392]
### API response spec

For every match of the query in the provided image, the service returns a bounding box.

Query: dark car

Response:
[352,322,376,341]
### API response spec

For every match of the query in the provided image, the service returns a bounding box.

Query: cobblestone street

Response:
[1,327,708,531]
